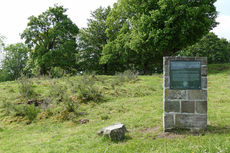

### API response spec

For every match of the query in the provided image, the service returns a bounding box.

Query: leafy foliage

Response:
[77,6,111,74]
[21,5,79,75]
[74,74,104,103]
[179,32,230,64]
[18,76,36,99]
[102,0,218,74]
[1,43,29,80]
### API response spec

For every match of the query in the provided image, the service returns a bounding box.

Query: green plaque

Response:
[170,61,201,89]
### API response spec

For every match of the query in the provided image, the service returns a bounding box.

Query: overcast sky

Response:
[0,0,229,45]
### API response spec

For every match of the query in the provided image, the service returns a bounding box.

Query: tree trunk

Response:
[143,62,150,75]
[104,64,108,75]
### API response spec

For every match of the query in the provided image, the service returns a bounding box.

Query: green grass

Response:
[1,64,230,152]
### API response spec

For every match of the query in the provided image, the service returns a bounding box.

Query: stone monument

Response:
[163,57,207,131]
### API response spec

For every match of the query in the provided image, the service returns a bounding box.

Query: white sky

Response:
[0,0,229,45]
[0,0,117,45]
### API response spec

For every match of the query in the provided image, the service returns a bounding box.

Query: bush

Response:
[76,74,103,103]
[116,70,138,83]
[24,104,40,122]
[0,99,40,122]
[49,67,66,78]
[0,100,13,116]
[49,80,67,100]
[18,76,36,99]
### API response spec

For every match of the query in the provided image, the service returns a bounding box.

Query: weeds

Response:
[24,105,40,122]
[116,70,139,83]
[49,80,67,101]
[18,76,36,99]
[69,74,104,103]
[0,99,40,122]
[0,100,13,116]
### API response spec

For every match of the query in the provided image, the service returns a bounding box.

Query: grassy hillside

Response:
[0,64,230,153]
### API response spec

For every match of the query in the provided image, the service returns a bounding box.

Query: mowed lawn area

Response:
[0,64,230,153]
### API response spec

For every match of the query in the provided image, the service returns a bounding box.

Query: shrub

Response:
[49,80,67,100]
[116,70,138,83]
[0,99,13,116]
[24,104,40,122]
[63,94,79,114]
[76,74,103,103]
[0,99,40,122]
[18,76,36,99]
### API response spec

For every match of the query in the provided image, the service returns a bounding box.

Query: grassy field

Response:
[0,64,230,153]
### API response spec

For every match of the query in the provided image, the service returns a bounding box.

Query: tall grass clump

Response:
[116,70,139,83]
[77,74,103,103]
[18,76,36,99]
[0,100,40,122]
[68,74,103,103]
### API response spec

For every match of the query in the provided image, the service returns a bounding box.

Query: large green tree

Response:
[102,0,217,74]
[1,43,29,80]
[179,32,230,64]
[77,6,111,74]
[21,5,79,75]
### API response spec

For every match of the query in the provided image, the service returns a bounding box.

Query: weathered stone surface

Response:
[201,65,207,76]
[165,90,187,100]
[98,123,127,141]
[164,114,174,130]
[163,57,169,76]
[181,101,194,113]
[201,77,207,89]
[175,114,207,129]
[163,56,207,131]
[176,57,196,61]
[187,90,207,101]
[164,76,170,88]
[165,101,180,112]
[196,101,207,114]
[196,57,207,65]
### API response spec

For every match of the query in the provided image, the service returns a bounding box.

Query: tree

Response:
[1,43,29,80]
[0,34,5,66]
[179,32,230,64]
[21,5,79,75]
[77,6,111,74]
[102,0,217,74]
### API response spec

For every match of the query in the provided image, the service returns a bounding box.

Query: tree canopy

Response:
[21,5,79,75]
[101,0,217,74]
[1,43,29,80]
[77,6,111,74]
[179,32,230,64]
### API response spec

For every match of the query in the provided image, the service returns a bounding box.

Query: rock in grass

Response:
[98,123,127,141]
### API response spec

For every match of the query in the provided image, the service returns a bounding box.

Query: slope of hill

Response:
[0,64,230,152]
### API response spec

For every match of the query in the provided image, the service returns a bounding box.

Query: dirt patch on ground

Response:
[155,132,186,139]
[140,126,161,133]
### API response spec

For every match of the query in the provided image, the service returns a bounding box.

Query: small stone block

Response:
[196,57,207,65]
[164,114,174,130]
[165,101,180,112]
[196,101,207,114]
[164,76,170,88]
[165,90,187,100]
[175,114,207,129]
[181,101,195,113]
[201,65,207,76]
[98,123,127,141]
[188,90,207,101]
[202,77,207,89]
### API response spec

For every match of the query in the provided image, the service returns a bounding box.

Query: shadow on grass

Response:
[101,135,132,143]
[206,125,230,135]
[156,125,230,139]
[208,64,230,74]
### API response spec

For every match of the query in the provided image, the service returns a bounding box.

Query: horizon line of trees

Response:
[1,0,228,82]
